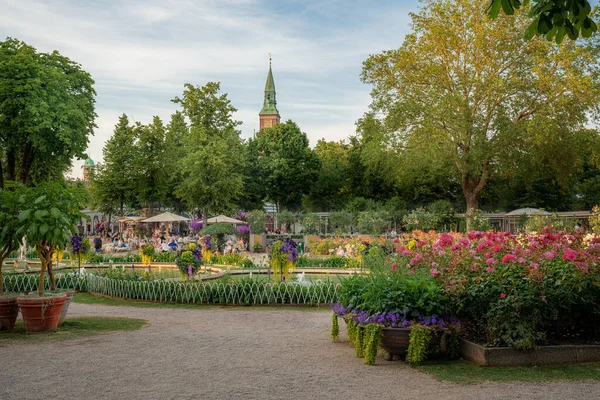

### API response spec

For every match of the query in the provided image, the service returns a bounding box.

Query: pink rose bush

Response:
[390,230,600,350]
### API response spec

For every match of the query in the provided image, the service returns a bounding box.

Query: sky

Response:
[0,0,420,178]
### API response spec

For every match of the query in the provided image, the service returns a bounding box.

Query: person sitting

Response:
[93,236,103,253]
[168,238,178,252]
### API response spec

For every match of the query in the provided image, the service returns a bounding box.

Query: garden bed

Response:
[460,338,600,366]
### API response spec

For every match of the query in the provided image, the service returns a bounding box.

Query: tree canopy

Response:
[0,37,96,187]
[361,0,600,226]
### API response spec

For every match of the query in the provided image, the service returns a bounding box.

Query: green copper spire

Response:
[260,56,280,116]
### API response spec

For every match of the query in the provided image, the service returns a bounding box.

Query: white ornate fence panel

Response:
[3,274,339,306]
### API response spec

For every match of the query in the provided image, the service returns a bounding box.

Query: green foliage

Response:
[200,223,238,236]
[403,208,437,232]
[329,211,354,233]
[301,214,321,234]
[487,0,597,43]
[407,324,432,364]
[247,120,320,209]
[361,0,600,219]
[18,182,86,295]
[591,206,600,234]
[295,256,348,269]
[363,323,383,365]
[247,210,266,233]
[0,38,96,186]
[174,82,245,216]
[0,186,26,293]
[140,244,155,257]
[355,326,365,357]
[306,140,352,211]
[356,211,389,234]
[331,314,340,343]
[338,273,446,317]
[525,213,580,233]
[346,318,358,346]
[465,209,492,232]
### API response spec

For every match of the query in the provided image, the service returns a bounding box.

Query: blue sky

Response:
[0,0,421,177]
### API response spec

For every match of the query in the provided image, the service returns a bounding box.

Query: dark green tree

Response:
[0,38,96,187]
[248,120,320,210]
[133,116,168,210]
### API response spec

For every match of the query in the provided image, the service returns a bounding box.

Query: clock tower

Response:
[259,56,280,130]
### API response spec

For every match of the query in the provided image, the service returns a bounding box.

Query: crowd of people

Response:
[90,225,247,255]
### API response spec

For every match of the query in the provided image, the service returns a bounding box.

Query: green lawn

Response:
[0,317,147,346]
[414,360,600,384]
[72,292,329,312]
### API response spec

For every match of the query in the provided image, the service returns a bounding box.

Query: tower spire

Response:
[259,53,280,130]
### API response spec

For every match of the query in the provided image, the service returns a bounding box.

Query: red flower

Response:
[502,254,516,264]
[500,293,506,299]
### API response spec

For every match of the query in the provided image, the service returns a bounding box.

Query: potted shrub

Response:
[175,243,202,280]
[0,188,26,332]
[253,243,264,253]
[332,267,459,365]
[17,183,84,333]
[269,238,298,281]
[140,243,155,266]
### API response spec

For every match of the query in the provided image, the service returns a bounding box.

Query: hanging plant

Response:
[407,324,432,364]
[331,314,340,343]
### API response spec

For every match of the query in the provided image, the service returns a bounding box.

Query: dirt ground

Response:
[1,303,599,400]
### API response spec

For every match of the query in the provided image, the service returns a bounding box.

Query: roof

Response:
[505,208,551,216]
[259,63,280,116]
[206,215,245,225]
[83,158,95,167]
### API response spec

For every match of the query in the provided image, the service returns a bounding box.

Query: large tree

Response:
[173,83,245,221]
[248,120,320,210]
[0,38,96,187]
[164,111,189,212]
[132,116,168,210]
[362,0,600,227]
[90,114,136,215]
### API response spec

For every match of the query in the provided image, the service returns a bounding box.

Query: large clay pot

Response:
[58,291,75,325]
[17,293,66,333]
[381,327,450,359]
[0,296,19,332]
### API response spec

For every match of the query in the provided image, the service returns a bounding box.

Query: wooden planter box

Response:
[460,338,600,366]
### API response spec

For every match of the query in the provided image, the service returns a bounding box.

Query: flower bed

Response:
[391,230,600,350]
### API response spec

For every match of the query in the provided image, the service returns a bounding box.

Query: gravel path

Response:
[1,302,599,400]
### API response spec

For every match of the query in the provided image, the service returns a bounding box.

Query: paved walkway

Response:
[1,303,599,400]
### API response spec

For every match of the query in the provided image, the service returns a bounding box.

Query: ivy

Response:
[331,314,340,343]
[407,324,432,364]
[346,318,358,347]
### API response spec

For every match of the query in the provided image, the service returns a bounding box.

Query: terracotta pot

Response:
[58,291,75,325]
[381,327,450,359]
[0,296,19,332]
[17,293,67,333]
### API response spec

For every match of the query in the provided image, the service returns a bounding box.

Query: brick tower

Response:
[259,56,280,130]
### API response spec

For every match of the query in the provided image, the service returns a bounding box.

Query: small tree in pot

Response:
[16,182,85,332]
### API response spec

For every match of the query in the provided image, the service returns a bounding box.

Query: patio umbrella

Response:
[142,212,190,236]
[206,215,245,225]
[505,208,551,216]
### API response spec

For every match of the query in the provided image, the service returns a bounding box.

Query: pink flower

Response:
[543,251,557,260]
[470,263,478,271]
[410,253,423,265]
[485,267,495,273]
[486,258,498,266]
[402,250,411,256]
[517,257,526,264]
[391,263,397,270]
[562,248,577,262]
[502,254,516,264]
[500,293,506,299]
[530,263,539,270]
[430,268,439,278]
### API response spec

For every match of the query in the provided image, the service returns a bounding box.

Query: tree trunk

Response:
[19,142,34,185]
[7,149,16,182]
[36,244,47,296]
[461,164,489,231]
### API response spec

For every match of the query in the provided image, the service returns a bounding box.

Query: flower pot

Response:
[58,291,75,325]
[381,327,450,359]
[0,296,19,332]
[17,293,67,333]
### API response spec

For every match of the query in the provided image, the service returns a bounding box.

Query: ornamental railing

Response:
[2,274,338,306]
